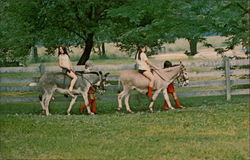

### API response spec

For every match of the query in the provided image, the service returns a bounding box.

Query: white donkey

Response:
[39,71,109,116]
[117,62,189,113]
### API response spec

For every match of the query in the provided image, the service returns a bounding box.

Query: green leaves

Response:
[1,0,248,66]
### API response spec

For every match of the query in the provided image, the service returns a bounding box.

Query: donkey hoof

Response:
[41,110,45,114]
[117,108,122,111]
[127,110,134,114]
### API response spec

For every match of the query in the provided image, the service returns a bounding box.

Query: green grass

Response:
[0,95,249,160]
[0,72,40,78]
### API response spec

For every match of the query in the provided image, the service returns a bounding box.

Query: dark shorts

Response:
[62,68,71,74]
[138,69,147,74]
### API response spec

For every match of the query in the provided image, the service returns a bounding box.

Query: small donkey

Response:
[39,71,109,116]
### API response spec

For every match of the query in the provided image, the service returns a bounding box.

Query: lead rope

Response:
[76,72,94,86]
[153,70,166,81]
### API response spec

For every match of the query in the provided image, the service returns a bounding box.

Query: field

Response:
[30,36,246,67]
[1,35,249,159]
[0,95,249,160]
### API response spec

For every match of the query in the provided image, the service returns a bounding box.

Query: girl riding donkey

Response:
[135,45,160,99]
[58,46,77,95]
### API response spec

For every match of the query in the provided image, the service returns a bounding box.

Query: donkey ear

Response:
[104,72,110,77]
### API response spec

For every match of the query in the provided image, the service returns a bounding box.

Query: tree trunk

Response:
[31,46,38,62]
[97,43,102,56]
[188,38,198,56]
[101,42,106,57]
[77,33,94,65]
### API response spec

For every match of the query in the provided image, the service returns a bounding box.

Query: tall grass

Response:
[0,95,249,159]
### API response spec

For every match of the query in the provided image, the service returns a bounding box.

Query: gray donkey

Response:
[39,71,109,116]
[118,62,189,113]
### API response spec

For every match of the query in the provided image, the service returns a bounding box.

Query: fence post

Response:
[39,64,45,76]
[224,57,231,101]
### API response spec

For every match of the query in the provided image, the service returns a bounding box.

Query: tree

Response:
[212,0,249,56]
[37,0,125,65]
[108,0,168,55]
[108,0,217,56]
[158,0,216,56]
[0,0,126,66]
[0,0,41,66]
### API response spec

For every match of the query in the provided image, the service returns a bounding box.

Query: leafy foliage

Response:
[0,0,40,66]
[0,0,248,66]
[212,0,249,55]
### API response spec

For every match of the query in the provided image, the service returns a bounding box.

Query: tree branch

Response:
[62,25,86,40]
[236,2,250,15]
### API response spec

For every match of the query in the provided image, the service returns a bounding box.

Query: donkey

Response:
[39,71,109,116]
[117,62,189,113]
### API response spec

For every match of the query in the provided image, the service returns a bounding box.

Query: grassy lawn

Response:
[0,95,249,160]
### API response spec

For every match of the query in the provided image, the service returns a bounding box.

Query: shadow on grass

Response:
[0,94,249,116]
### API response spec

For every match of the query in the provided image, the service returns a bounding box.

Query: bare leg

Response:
[143,71,155,87]
[143,71,155,98]
[56,88,75,97]
[67,71,78,92]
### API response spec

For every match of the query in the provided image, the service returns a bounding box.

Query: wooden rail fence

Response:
[0,58,249,102]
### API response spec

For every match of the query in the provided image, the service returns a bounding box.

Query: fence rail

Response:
[1,79,249,92]
[0,59,249,73]
[0,59,249,102]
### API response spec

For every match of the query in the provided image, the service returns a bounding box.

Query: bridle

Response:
[176,66,189,86]
[75,71,106,94]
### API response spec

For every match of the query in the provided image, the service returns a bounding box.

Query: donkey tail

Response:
[117,77,122,93]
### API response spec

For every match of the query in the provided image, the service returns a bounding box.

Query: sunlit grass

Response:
[0,72,40,78]
[0,95,249,159]
[0,91,39,97]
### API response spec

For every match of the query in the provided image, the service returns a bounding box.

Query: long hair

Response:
[58,46,69,57]
[135,46,147,60]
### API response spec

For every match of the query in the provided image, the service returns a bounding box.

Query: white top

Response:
[135,52,150,71]
[59,54,72,70]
